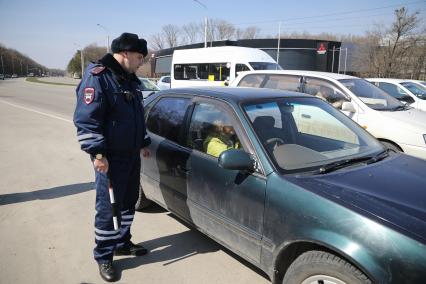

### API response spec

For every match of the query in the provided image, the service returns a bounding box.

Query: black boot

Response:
[115,242,148,256]
[98,261,117,282]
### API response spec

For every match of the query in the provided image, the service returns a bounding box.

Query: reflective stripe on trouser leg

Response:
[115,155,140,249]
[93,170,117,263]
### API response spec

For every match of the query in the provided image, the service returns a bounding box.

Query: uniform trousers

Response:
[93,153,140,263]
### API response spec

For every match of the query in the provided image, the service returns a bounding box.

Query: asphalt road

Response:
[0,78,270,284]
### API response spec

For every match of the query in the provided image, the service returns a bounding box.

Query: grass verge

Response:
[26,77,78,86]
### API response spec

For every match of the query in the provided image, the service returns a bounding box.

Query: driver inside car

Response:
[204,118,241,157]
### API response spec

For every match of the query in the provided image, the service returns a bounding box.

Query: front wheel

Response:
[381,141,401,152]
[135,184,152,211]
[282,251,371,284]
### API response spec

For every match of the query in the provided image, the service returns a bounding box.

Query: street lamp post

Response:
[193,0,208,48]
[97,24,110,53]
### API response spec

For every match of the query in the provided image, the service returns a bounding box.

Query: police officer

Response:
[73,32,151,282]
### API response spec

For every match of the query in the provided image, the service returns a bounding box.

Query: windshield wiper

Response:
[391,105,411,111]
[314,149,390,175]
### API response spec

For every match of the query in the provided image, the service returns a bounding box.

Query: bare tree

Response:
[182,22,202,45]
[149,33,165,51]
[214,20,236,40]
[83,44,106,62]
[236,26,261,39]
[162,24,180,48]
[383,7,420,77]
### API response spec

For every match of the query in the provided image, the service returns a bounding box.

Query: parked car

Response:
[73,73,81,79]
[138,77,160,99]
[231,70,426,159]
[156,75,171,90]
[11,74,18,78]
[139,87,426,284]
[366,78,426,111]
[0,74,4,80]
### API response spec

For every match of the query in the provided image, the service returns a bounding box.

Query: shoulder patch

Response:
[83,87,95,104]
[90,66,106,75]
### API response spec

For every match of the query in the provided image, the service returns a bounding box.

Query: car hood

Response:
[378,108,426,132]
[292,154,426,243]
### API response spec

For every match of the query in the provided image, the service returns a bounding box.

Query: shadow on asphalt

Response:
[115,205,270,282]
[0,182,94,206]
[114,227,219,272]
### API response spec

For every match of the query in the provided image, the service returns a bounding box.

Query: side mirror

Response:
[341,101,356,113]
[218,149,254,171]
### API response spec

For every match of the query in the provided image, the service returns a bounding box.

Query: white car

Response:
[156,75,171,90]
[231,70,426,160]
[366,78,426,112]
[138,77,160,99]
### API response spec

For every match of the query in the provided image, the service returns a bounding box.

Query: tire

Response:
[282,251,371,284]
[135,184,152,211]
[381,141,401,152]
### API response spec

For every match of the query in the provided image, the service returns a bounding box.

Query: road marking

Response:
[0,99,73,123]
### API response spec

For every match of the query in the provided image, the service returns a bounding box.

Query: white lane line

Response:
[0,99,73,123]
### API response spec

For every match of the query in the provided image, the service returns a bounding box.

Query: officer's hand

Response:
[142,147,150,158]
[94,157,109,173]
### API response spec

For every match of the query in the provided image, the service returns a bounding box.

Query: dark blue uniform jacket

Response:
[74,54,151,157]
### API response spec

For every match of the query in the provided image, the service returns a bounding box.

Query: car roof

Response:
[235,70,358,80]
[366,78,408,83]
[155,87,313,103]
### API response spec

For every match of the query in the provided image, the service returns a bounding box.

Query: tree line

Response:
[67,6,425,80]
[0,44,64,76]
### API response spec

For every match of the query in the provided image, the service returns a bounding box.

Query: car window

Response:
[162,76,171,83]
[339,79,402,111]
[139,78,160,91]
[187,102,243,158]
[174,63,230,81]
[375,82,415,104]
[146,97,191,144]
[401,82,426,100]
[238,74,266,87]
[243,98,383,173]
[235,64,250,78]
[263,74,302,92]
[304,78,350,109]
[249,62,282,70]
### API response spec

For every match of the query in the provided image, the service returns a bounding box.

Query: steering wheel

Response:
[265,137,285,151]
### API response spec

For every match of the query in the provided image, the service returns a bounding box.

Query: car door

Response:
[142,95,193,221]
[185,98,267,263]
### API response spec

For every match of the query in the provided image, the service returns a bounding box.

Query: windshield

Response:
[339,79,403,110]
[243,97,383,173]
[249,62,282,70]
[139,78,160,91]
[401,82,426,100]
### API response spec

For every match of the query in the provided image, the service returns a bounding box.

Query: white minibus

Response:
[171,46,281,88]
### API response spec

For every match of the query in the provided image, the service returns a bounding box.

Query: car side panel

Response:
[261,173,426,283]
[188,150,267,263]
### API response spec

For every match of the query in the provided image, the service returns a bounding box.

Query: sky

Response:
[0,0,424,70]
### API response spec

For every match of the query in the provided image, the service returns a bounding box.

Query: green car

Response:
[139,87,426,284]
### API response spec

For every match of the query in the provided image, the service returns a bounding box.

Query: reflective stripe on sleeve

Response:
[77,133,104,141]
